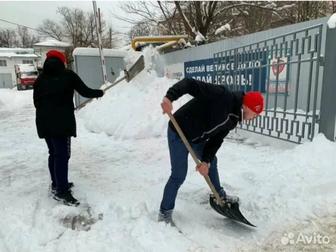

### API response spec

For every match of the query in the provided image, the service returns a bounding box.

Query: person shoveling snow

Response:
[158,77,263,227]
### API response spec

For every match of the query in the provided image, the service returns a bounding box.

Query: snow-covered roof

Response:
[0,53,38,58]
[16,64,37,72]
[34,39,71,48]
[0,48,34,54]
[73,47,126,58]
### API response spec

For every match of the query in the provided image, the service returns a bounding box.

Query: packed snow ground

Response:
[0,60,336,251]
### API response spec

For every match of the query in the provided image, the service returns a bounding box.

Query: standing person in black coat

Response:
[33,50,104,206]
[158,78,264,225]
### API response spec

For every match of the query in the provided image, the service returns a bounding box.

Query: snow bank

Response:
[327,13,336,29]
[78,47,191,140]
[78,70,190,140]
[215,24,231,35]
[0,89,33,111]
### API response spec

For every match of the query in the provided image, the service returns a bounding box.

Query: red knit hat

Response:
[46,50,66,64]
[243,91,264,114]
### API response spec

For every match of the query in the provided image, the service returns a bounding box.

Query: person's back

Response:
[166,78,243,143]
[34,58,75,138]
[34,57,103,138]
[35,58,75,109]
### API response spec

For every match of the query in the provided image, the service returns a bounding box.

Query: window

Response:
[22,60,33,64]
[0,60,7,67]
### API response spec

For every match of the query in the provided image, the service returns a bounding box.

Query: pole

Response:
[92,1,108,84]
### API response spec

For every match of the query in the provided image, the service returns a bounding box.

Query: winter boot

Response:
[158,209,175,226]
[53,190,80,206]
[51,182,74,195]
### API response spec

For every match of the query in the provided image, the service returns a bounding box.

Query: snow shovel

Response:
[167,112,256,227]
[76,55,145,110]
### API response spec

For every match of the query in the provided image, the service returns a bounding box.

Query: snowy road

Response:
[0,69,335,251]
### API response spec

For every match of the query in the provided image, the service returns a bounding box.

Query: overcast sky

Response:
[0,1,133,34]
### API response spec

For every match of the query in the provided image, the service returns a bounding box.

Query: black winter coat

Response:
[33,58,103,138]
[165,78,244,163]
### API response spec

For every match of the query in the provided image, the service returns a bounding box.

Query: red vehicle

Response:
[15,64,38,90]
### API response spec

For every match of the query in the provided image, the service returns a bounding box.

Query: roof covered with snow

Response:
[15,64,37,72]
[0,48,34,54]
[34,39,71,48]
[73,47,126,58]
[0,53,38,58]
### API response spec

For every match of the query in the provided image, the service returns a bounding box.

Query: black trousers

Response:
[45,137,71,193]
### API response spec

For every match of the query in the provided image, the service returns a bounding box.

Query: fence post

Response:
[319,24,336,141]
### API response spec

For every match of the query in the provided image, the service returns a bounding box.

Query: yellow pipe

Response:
[131,35,188,50]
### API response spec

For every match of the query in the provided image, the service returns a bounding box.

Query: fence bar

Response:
[319,25,336,141]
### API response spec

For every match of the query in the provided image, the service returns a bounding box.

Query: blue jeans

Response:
[45,137,71,193]
[160,127,224,212]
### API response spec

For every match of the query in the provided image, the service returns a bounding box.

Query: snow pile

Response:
[327,13,336,29]
[78,46,191,140]
[0,88,33,110]
[215,24,231,35]
[195,31,206,43]
[78,70,190,140]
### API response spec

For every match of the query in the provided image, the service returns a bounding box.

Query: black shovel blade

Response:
[209,194,256,227]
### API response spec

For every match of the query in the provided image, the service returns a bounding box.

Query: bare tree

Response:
[17,26,39,48]
[39,19,64,40]
[174,1,219,39]
[57,7,92,47]
[116,1,178,39]
[129,21,154,38]
[0,28,19,47]
[157,1,178,34]
[118,1,162,25]
[117,1,335,44]
[295,1,329,22]
[38,6,113,49]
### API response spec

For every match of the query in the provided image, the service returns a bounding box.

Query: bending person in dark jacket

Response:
[158,78,264,224]
[33,50,104,206]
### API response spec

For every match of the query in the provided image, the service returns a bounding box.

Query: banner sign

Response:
[184,51,267,92]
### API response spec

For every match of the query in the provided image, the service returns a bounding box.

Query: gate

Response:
[213,24,324,143]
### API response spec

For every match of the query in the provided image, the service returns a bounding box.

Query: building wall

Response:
[72,53,125,106]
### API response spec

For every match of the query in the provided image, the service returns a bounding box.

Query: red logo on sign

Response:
[271,60,285,75]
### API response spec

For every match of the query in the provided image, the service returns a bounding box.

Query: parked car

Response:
[15,64,38,90]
